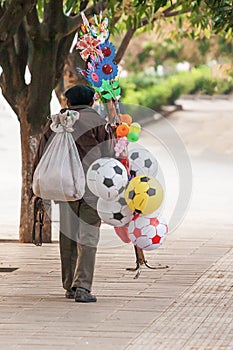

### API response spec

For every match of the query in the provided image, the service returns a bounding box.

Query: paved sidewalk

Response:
[1,221,233,350]
[1,99,233,349]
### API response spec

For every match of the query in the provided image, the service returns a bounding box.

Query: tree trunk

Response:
[19,109,51,243]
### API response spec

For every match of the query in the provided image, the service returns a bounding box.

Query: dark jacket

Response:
[33,106,115,205]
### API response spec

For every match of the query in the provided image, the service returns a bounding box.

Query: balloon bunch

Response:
[117,115,141,142]
[86,147,168,251]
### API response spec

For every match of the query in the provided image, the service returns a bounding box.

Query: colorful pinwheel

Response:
[76,34,103,61]
[99,41,116,60]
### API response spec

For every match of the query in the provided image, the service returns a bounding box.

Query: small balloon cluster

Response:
[78,12,168,251]
[114,113,142,176]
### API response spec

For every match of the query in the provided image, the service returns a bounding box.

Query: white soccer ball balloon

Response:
[86,158,109,196]
[87,158,128,201]
[129,148,158,177]
[97,194,133,226]
[128,213,168,251]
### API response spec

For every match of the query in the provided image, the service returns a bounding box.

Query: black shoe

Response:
[65,290,75,299]
[75,288,97,303]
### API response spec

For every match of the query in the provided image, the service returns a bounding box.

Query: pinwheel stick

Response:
[106,99,120,125]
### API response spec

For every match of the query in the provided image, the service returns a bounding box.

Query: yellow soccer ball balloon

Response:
[124,175,164,214]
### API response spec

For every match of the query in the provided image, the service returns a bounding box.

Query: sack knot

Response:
[50,110,80,133]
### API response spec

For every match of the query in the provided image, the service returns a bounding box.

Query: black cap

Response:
[64,85,95,106]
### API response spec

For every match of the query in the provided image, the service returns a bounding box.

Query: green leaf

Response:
[178,16,183,29]
[96,86,104,93]
[102,93,114,99]
[114,87,121,96]
[112,80,119,88]
[101,80,110,89]
[204,28,211,39]
[65,0,76,13]
[36,0,44,20]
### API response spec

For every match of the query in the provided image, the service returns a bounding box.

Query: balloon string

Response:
[133,213,140,220]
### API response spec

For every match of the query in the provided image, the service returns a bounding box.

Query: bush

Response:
[216,78,233,94]
[121,66,233,110]
[189,77,218,95]
[138,85,172,110]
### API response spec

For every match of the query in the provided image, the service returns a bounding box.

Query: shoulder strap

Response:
[32,197,45,246]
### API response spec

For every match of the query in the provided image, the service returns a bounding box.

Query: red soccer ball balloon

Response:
[128,213,168,251]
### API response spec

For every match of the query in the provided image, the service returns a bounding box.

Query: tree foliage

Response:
[204,0,233,34]
[0,2,231,126]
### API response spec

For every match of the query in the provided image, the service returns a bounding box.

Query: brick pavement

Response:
[0,222,233,350]
[125,248,233,350]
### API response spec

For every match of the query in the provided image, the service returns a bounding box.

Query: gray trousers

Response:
[59,200,101,292]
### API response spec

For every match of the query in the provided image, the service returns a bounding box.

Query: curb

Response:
[138,104,182,126]
[179,94,233,100]
[137,94,233,126]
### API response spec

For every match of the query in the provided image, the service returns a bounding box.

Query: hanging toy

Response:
[120,114,132,125]
[128,148,158,177]
[128,213,168,251]
[116,124,129,137]
[114,136,128,158]
[76,34,103,61]
[90,12,109,43]
[95,57,118,81]
[80,61,102,87]
[124,175,164,214]
[129,122,141,134]
[99,41,116,60]
[119,157,130,172]
[127,131,139,142]
[96,80,121,101]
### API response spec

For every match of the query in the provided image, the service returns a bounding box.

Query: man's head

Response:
[64,85,95,107]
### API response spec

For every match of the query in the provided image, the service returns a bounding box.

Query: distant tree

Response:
[0,0,232,242]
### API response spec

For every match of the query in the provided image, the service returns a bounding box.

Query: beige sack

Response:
[33,111,85,201]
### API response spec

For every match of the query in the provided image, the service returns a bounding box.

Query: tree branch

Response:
[115,25,136,64]
[0,0,37,43]
[164,9,190,18]
[0,37,27,117]
[163,2,180,16]
[80,0,90,12]
[25,5,40,38]
[115,2,190,64]
[44,0,66,34]
[55,33,77,86]
[13,22,28,80]
[54,0,91,84]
